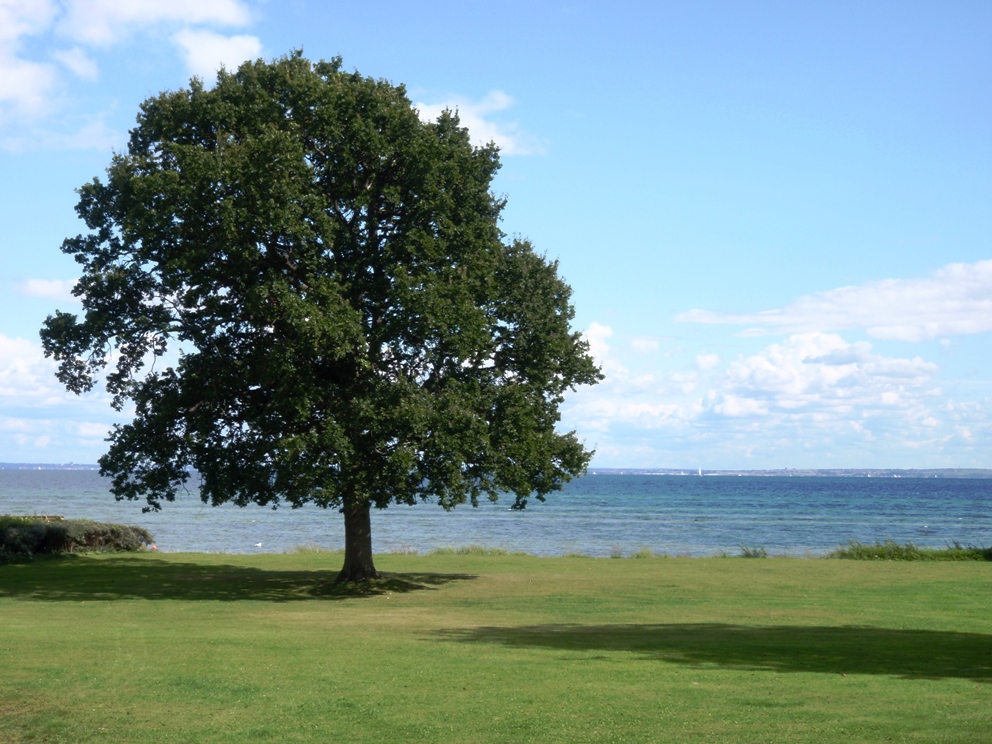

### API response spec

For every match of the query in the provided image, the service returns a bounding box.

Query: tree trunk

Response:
[337,498,379,582]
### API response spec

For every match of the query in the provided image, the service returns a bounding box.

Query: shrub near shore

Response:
[828,540,992,561]
[0,515,153,557]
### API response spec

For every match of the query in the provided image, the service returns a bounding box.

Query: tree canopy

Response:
[40,52,601,581]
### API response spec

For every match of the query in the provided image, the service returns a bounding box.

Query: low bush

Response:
[630,547,662,559]
[429,545,513,556]
[738,544,769,558]
[0,516,153,557]
[828,540,992,561]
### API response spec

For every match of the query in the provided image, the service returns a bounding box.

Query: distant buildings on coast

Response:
[589,468,992,479]
[0,463,100,470]
[2,462,990,479]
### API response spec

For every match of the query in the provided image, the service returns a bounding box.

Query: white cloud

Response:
[0,334,123,459]
[0,0,60,118]
[0,334,72,405]
[18,278,78,301]
[0,333,124,414]
[0,51,59,118]
[0,0,254,144]
[583,322,613,365]
[59,0,252,46]
[173,28,260,82]
[712,333,937,416]
[676,259,992,342]
[52,46,98,79]
[565,322,699,433]
[0,0,58,42]
[560,328,988,468]
[415,91,545,156]
[710,394,766,417]
[695,353,720,370]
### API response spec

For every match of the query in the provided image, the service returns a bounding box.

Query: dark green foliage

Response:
[0,516,153,557]
[828,540,992,561]
[39,52,600,579]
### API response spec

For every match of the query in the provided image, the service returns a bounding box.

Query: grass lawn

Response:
[0,552,989,743]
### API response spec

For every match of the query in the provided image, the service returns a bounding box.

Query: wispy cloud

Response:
[1,113,123,152]
[415,91,545,156]
[58,0,252,46]
[630,338,660,354]
[0,334,79,406]
[52,47,99,80]
[677,259,992,342]
[18,278,78,301]
[0,333,137,458]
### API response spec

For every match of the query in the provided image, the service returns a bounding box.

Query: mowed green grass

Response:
[1,552,989,743]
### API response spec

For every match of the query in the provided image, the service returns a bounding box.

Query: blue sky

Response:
[1,0,990,468]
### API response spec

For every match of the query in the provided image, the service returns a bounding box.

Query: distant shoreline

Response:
[590,468,992,479]
[3,462,991,478]
[0,463,101,470]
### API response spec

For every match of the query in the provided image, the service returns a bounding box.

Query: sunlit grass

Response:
[1,552,989,743]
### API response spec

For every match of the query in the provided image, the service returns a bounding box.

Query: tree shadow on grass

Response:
[0,555,475,602]
[437,623,992,682]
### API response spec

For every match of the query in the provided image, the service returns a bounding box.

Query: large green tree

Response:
[41,53,601,582]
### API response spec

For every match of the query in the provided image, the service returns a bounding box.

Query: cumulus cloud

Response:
[0,0,254,144]
[677,259,992,342]
[59,0,251,46]
[415,91,545,156]
[565,322,699,433]
[583,322,613,364]
[710,333,937,417]
[559,325,985,467]
[0,0,60,118]
[18,278,78,301]
[173,28,261,82]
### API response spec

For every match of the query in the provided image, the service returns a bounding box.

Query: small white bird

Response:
[254,542,263,547]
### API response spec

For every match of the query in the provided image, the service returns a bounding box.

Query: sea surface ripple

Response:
[1,471,989,556]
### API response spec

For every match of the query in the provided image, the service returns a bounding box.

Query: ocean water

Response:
[1,470,990,556]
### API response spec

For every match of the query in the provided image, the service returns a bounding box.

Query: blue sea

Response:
[1,470,990,556]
